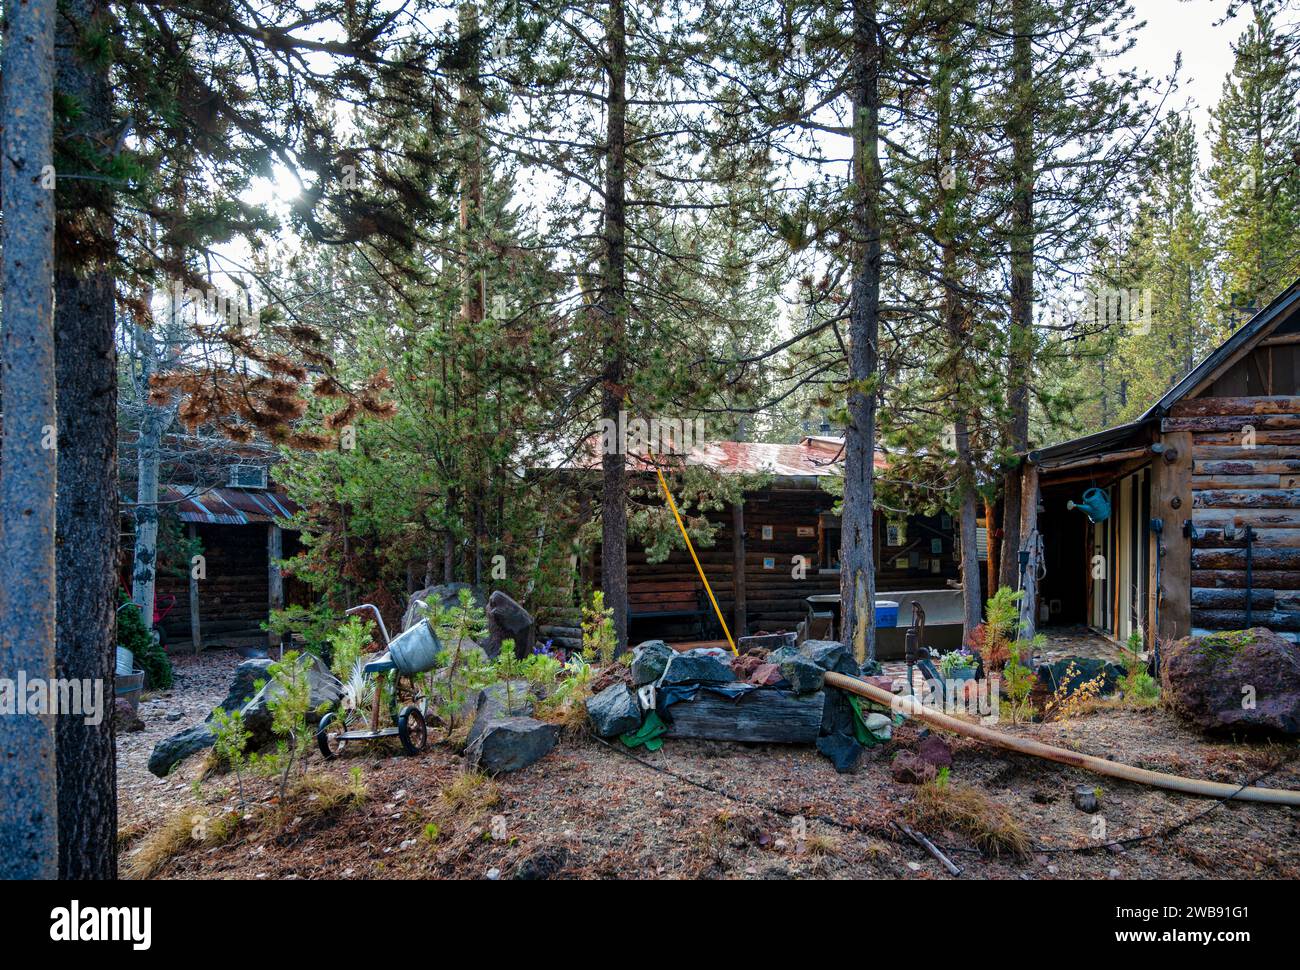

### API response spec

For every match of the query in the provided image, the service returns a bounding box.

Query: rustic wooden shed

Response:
[1022,279,1300,648]
[551,436,960,643]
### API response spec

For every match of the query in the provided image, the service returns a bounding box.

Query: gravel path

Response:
[116,647,251,832]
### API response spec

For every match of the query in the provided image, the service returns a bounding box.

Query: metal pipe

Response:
[823,672,1300,806]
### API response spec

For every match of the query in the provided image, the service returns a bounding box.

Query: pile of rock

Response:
[585,638,893,773]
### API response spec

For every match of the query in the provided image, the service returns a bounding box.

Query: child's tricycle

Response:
[316,604,440,758]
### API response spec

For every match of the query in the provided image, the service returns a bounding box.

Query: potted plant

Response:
[938,648,978,682]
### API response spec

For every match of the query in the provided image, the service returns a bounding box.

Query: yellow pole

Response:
[651,458,737,655]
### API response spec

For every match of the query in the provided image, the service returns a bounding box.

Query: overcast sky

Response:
[1130,0,1248,153]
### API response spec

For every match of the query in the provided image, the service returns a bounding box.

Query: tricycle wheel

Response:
[317,712,348,760]
[397,705,427,755]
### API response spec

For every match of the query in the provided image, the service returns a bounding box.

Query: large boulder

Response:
[484,590,534,660]
[235,653,343,742]
[586,683,642,738]
[148,724,216,777]
[1161,628,1300,735]
[212,658,274,716]
[466,680,534,746]
[631,640,674,686]
[147,653,343,778]
[401,583,486,633]
[659,651,732,686]
[115,698,145,733]
[466,717,558,774]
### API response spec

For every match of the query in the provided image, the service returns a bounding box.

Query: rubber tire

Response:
[317,712,345,760]
[397,705,427,755]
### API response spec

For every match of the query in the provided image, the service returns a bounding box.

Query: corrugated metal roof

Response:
[159,485,298,525]
[557,435,886,478]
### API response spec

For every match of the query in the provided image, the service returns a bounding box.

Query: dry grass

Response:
[541,697,592,739]
[123,805,241,880]
[803,831,841,857]
[908,781,1032,859]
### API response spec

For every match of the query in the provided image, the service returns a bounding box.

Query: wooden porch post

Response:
[188,523,202,654]
[268,523,284,646]
[1018,462,1041,638]
[1152,431,1192,645]
[732,500,747,638]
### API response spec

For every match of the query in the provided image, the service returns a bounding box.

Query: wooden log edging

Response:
[822,672,1300,807]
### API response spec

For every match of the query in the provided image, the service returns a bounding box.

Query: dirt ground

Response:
[120,652,1300,879]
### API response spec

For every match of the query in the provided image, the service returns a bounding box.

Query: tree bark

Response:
[600,0,630,652]
[53,0,119,879]
[999,0,1035,593]
[840,0,881,664]
[0,0,59,879]
[130,322,166,631]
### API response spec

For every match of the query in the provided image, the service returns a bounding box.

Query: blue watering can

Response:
[1067,487,1111,523]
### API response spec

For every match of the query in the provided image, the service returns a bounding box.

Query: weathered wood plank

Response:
[1171,396,1300,417]
[1191,474,1280,489]
[1193,430,1300,446]
[1192,609,1300,632]
[1191,569,1300,590]
[1195,459,1300,475]
[1193,445,1292,460]
[1191,587,1276,610]
[1164,414,1300,432]
[1191,547,1300,570]
[662,686,825,743]
[1192,489,1300,509]
[1193,528,1300,547]
[1193,509,1300,528]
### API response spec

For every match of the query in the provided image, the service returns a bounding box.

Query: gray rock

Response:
[1038,657,1127,697]
[466,717,558,774]
[484,590,534,660]
[467,680,534,746]
[816,733,865,774]
[659,652,732,686]
[586,683,642,738]
[818,686,857,738]
[235,653,343,742]
[767,645,800,666]
[799,640,862,677]
[210,658,274,717]
[862,712,892,741]
[148,653,343,778]
[114,698,145,733]
[631,640,675,686]
[148,724,216,777]
[401,583,486,633]
[1073,784,1100,813]
[780,655,825,694]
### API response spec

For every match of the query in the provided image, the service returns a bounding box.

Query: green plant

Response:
[494,640,532,715]
[117,592,173,690]
[264,603,338,661]
[327,615,375,680]
[209,706,251,808]
[1120,631,1159,701]
[938,649,977,678]
[264,650,317,801]
[1000,636,1039,725]
[425,589,493,736]
[980,586,1022,669]
[524,652,563,691]
[581,590,618,666]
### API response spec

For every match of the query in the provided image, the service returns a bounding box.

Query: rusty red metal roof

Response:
[557,436,886,478]
[159,485,298,526]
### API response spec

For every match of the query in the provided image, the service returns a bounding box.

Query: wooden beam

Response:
[662,687,824,743]
[268,523,284,646]
[189,523,202,655]
[732,500,747,638]
[1152,431,1192,643]
[1169,395,1300,416]
[1037,445,1151,473]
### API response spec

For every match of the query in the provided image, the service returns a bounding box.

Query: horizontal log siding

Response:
[1176,395,1300,642]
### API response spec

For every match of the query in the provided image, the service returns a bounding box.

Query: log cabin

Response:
[1019,278,1300,649]
[546,435,962,651]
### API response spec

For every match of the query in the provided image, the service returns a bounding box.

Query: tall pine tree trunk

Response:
[54,0,119,879]
[600,0,629,652]
[0,0,59,879]
[999,0,1034,593]
[841,0,880,664]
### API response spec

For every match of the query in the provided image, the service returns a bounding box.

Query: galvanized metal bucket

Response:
[387,619,442,675]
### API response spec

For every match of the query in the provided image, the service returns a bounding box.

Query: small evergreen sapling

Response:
[209,706,251,809]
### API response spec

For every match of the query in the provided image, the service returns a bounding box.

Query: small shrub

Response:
[264,603,337,661]
[581,590,618,666]
[117,592,173,690]
[327,615,375,680]
[209,706,251,809]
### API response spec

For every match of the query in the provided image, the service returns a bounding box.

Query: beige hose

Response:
[823,672,1300,806]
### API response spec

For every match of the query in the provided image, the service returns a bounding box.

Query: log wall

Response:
[1169,395,1300,643]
